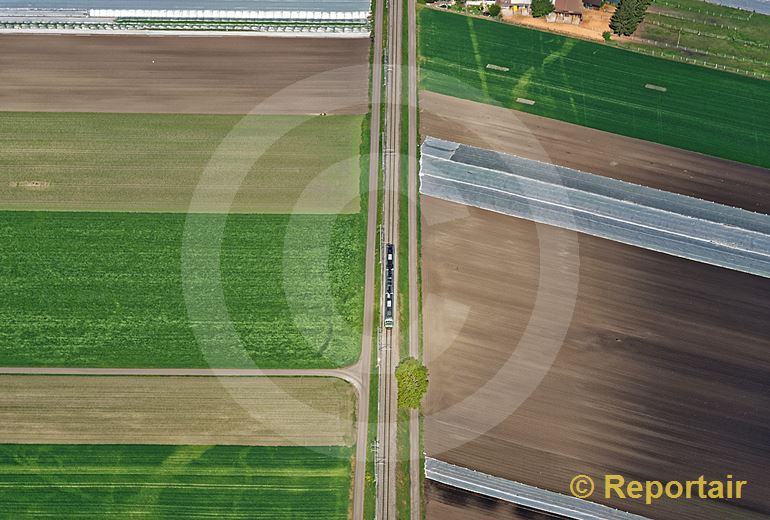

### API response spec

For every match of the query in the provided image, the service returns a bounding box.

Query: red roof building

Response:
[551,0,583,22]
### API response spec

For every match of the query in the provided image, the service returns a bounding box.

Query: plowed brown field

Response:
[0,34,369,114]
[421,195,770,519]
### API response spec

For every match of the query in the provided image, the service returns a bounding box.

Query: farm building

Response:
[548,0,583,23]
[498,0,532,16]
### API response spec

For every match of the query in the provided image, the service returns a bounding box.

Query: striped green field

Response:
[0,211,363,368]
[0,445,352,519]
[418,7,770,168]
[0,112,363,214]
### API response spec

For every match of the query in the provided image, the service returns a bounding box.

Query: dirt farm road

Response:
[350,0,386,513]
[0,367,362,388]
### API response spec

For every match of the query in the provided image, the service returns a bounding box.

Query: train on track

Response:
[384,243,394,328]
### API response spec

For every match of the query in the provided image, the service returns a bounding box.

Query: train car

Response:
[384,243,395,328]
[384,292,394,328]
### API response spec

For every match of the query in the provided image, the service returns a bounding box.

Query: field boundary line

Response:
[0,367,362,391]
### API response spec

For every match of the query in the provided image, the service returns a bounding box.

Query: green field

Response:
[0,211,363,368]
[0,444,351,519]
[0,113,363,214]
[419,7,770,168]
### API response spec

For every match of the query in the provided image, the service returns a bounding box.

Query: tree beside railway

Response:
[395,357,429,409]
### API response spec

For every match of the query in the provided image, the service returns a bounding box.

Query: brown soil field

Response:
[0,376,356,446]
[421,196,770,519]
[0,34,369,115]
[426,481,561,520]
[421,91,770,214]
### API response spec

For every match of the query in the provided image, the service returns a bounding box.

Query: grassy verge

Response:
[0,211,363,368]
[399,0,412,362]
[397,0,415,518]
[364,338,379,520]
[419,414,426,519]
[419,7,770,168]
[0,445,352,519]
[397,407,412,519]
[415,5,425,363]
[415,10,426,518]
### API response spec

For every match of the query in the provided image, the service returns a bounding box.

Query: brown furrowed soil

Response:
[421,195,770,520]
[421,91,770,214]
[0,34,369,115]
[0,376,356,446]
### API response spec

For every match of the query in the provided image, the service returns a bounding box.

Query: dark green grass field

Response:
[419,8,770,168]
[0,445,351,519]
[0,211,363,368]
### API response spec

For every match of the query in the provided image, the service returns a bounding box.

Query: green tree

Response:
[395,357,429,409]
[609,0,633,35]
[487,3,502,16]
[632,0,653,27]
[531,0,555,17]
[610,0,651,35]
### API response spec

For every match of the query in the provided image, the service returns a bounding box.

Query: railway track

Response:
[375,0,404,514]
